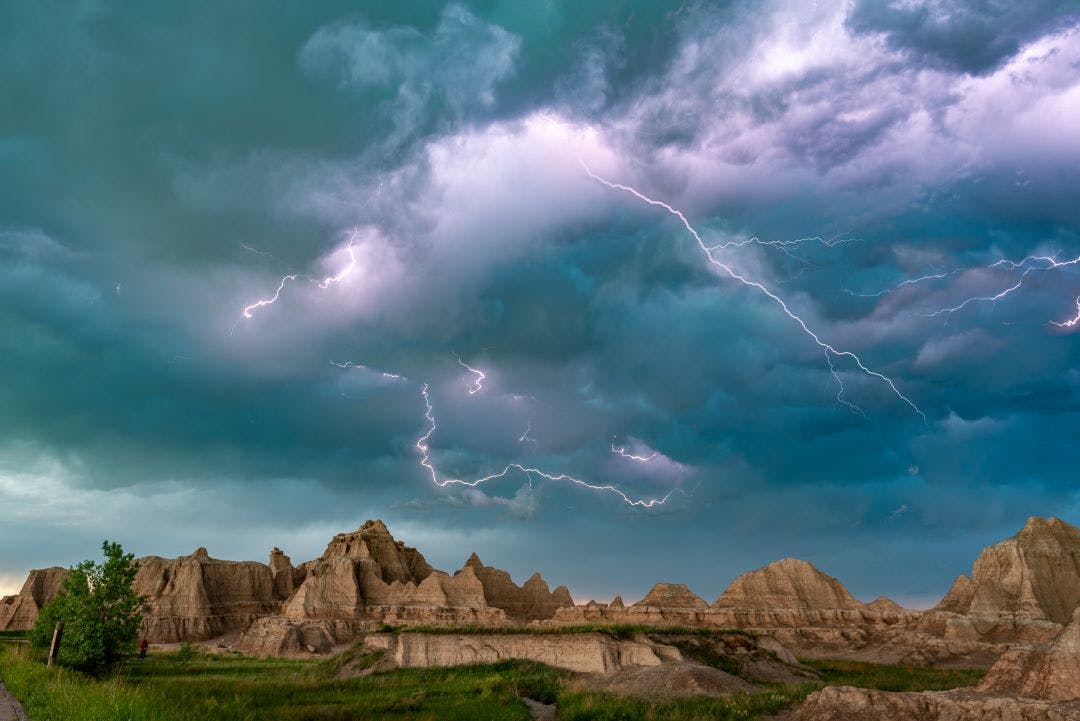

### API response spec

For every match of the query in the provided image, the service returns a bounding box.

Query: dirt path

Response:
[0,683,27,721]
[522,697,556,721]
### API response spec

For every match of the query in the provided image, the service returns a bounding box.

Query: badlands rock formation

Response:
[713,558,860,611]
[634,583,709,610]
[792,686,1080,721]
[462,553,573,621]
[5,514,1080,673]
[978,607,1080,701]
[369,631,682,673]
[0,567,68,631]
[793,611,1080,720]
[925,516,1080,644]
[135,547,283,643]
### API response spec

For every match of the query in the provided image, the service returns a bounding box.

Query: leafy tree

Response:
[30,541,144,674]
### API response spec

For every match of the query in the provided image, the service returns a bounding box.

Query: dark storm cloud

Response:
[1,0,1079,602]
[848,0,1080,74]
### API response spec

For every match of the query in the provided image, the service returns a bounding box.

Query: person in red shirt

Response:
[139,638,149,660]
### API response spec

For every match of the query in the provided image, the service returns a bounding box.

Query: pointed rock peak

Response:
[633,583,708,609]
[358,519,391,535]
[465,552,484,569]
[610,595,624,608]
[192,547,210,559]
[524,572,547,587]
[1016,516,1080,542]
[866,596,904,613]
[552,586,574,606]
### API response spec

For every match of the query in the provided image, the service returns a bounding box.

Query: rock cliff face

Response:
[978,608,1080,701]
[369,631,683,673]
[135,547,282,643]
[713,558,861,611]
[461,553,574,621]
[934,517,1080,625]
[0,567,69,631]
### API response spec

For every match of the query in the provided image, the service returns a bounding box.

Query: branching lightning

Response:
[583,162,925,421]
[241,230,360,320]
[922,255,1080,318]
[1051,296,1080,328]
[416,384,672,508]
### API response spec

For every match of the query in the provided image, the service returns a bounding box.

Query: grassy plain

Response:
[0,640,985,721]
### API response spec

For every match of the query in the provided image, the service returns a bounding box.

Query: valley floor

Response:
[0,641,984,721]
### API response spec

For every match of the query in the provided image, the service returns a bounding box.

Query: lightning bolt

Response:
[927,254,1080,319]
[1051,296,1080,328]
[416,384,672,508]
[843,271,959,298]
[611,440,658,462]
[583,162,925,421]
[243,274,298,319]
[240,230,360,320]
[454,354,486,395]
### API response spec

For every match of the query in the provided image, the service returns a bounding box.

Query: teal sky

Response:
[2,1,1080,606]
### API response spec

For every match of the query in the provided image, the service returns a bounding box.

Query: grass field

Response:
[0,641,986,721]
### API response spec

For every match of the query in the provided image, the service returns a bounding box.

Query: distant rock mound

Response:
[462,553,574,621]
[633,583,708,610]
[933,517,1080,625]
[713,558,861,611]
[0,567,68,631]
[979,608,1080,701]
[136,547,282,643]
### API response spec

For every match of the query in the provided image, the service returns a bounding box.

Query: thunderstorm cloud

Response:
[1,1,1079,606]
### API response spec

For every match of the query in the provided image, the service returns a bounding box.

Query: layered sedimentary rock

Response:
[281,520,504,627]
[935,517,1080,624]
[461,553,574,621]
[793,608,1080,719]
[792,686,1080,721]
[368,631,683,673]
[135,547,282,643]
[713,558,861,611]
[978,608,1080,701]
[920,517,1080,646]
[0,567,68,631]
[634,583,709,610]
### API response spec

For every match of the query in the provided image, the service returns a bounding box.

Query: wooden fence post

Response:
[47,621,64,667]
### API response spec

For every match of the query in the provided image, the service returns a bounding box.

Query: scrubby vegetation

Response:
[802,658,985,692]
[0,642,987,721]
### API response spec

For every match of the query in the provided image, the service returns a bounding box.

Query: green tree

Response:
[30,541,144,674]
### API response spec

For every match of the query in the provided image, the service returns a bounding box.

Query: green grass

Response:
[0,642,988,721]
[801,658,986,692]
[556,685,816,721]
[0,630,28,639]
[0,644,560,721]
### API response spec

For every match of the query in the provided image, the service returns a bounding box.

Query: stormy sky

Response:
[2,1,1079,607]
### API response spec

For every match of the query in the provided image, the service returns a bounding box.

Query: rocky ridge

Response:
[4,516,1080,672]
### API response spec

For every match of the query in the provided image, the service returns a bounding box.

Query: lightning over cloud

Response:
[581,162,926,422]
[454,353,486,395]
